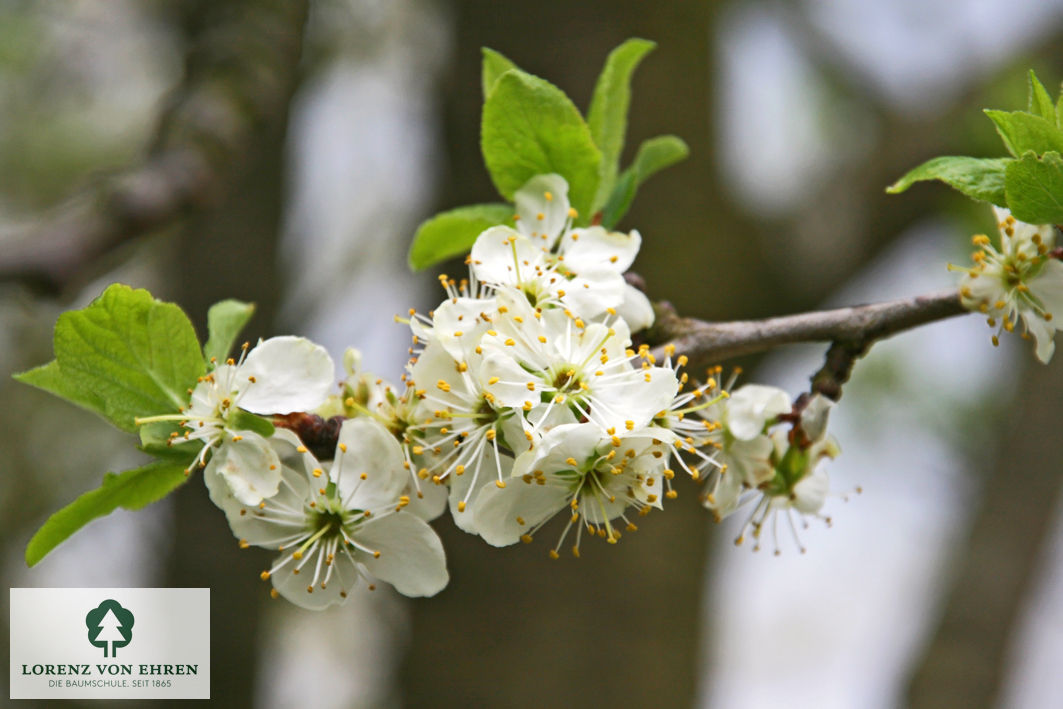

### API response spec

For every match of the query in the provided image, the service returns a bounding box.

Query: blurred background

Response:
[2,0,1063,707]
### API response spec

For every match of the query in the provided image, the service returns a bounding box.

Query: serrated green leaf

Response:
[204,299,255,364]
[587,38,656,215]
[1027,70,1056,125]
[885,155,1009,205]
[1004,150,1063,224]
[482,48,518,99]
[408,203,514,270]
[601,135,689,228]
[52,284,205,432]
[229,409,276,438]
[481,69,602,222]
[985,110,1063,157]
[13,360,108,418]
[25,460,191,566]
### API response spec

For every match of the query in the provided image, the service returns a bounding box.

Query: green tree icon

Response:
[85,599,134,658]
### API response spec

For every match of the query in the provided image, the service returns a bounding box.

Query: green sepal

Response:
[601,135,689,228]
[587,38,656,215]
[885,155,1010,205]
[25,460,192,567]
[1004,150,1063,224]
[137,420,202,461]
[229,408,276,438]
[204,299,255,365]
[408,203,514,270]
[481,69,602,222]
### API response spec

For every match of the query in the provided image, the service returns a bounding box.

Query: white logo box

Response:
[10,588,210,700]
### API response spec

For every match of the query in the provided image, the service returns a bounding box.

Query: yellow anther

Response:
[496,480,506,488]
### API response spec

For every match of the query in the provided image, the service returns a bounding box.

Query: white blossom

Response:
[956,207,1063,363]
[207,421,448,609]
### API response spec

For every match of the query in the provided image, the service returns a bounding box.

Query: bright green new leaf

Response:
[1004,150,1063,224]
[985,110,1063,157]
[481,69,602,221]
[1027,70,1057,125]
[25,460,191,566]
[13,360,108,419]
[587,38,656,215]
[204,299,255,364]
[482,47,518,98]
[885,155,1009,205]
[601,135,690,228]
[408,203,514,270]
[51,284,205,432]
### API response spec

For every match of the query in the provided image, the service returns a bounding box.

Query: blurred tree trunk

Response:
[906,356,1063,709]
[400,2,739,707]
[161,2,307,708]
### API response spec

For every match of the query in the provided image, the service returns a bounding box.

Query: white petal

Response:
[727,384,792,440]
[203,432,283,506]
[725,434,775,486]
[557,269,626,319]
[472,475,570,546]
[207,455,307,545]
[479,353,540,409]
[792,467,830,514]
[515,173,570,244]
[469,226,544,286]
[561,226,640,273]
[430,296,497,362]
[405,476,449,521]
[1031,260,1063,322]
[355,512,449,597]
[332,418,407,509]
[238,336,336,414]
[616,284,655,332]
[448,452,514,534]
[799,394,833,443]
[1024,311,1057,363]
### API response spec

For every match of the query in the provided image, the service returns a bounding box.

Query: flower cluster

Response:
[954,207,1063,363]
[143,173,844,609]
[144,336,449,609]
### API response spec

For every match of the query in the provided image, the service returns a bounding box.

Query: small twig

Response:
[648,289,967,398]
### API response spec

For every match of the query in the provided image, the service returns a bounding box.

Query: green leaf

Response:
[482,47,518,98]
[1004,150,1063,224]
[204,299,255,364]
[25,460,191,566]
[229,409,276,438]
[885,155,1010,205]
[984,110,1063,157]
[52,284,205,432]
[1027,70,1057,125]
[13,360,108,418]
[601,135,690,228]
[587,38,656,215]
[408,203,514,270]
[481,69,602,222]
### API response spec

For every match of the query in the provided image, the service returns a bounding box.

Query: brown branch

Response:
[0,0,309,293]
[648,289,967,397]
